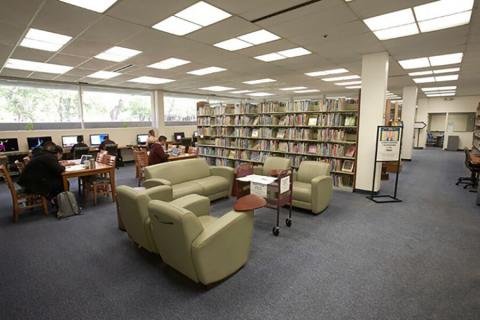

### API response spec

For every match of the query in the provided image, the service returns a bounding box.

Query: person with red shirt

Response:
[148,135,169,165]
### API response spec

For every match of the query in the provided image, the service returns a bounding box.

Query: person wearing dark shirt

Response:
[148,136,169,165]
[19,144,65,200]
[70,135,88,155]
[99,135,116,151]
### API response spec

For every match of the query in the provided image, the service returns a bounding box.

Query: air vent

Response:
[251,0,322,23]
[113,64,134,72]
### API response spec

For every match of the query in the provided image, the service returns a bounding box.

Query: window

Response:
[82,87,152,127]
[447,112,475,132]
[164,95,200,125]
[0,80,81,129]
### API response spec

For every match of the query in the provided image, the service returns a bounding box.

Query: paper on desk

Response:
[237,174,276,184]
[65,165,85,171]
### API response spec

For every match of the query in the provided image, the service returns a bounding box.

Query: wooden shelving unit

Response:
[474,102,480,152]
[196,99,360,191]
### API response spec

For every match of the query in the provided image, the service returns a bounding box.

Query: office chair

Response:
[105,144,123,168]
[73,146,90,160]
[456,148,480,189]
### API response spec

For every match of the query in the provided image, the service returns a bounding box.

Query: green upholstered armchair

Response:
[148,196,254,285]
[253,156,291,176]
[292,161,333,214]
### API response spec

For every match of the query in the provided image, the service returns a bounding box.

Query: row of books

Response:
[207,114,357,127]
[234,103,258,114]
[197,117,213,125]
[285,99,357,112]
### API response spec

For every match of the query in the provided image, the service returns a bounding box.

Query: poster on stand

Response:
[376,126,402,161]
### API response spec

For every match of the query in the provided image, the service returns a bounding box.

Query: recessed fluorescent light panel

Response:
[59,0,118,13]
[4,58,73,74]
[399,53,463,69]
[346,86,361,89]
[335,81,362,86]
[364,0,474,40]
[408,70,433,76]
[230,90,252,94]
[20,28,72,52]
[294,89,320,93]
[426,92,456,97]
[95,46,142,62]
[413,77,436,83]
[305,68,349,77]
[87,71,121,79]
[153,1,231,36]
[148,57,190,70]
[322,75,360,82]
[187,66,226,76]
[435,74,458,81]
[199,86,234,92]
[128,76,175,84]
[243,78,276,85]
[247,92,274,97]
[421,86,456,92]
[215,29,280,51]
[255,47,311,62]
[433,67,460,74]
[280,87,307,91]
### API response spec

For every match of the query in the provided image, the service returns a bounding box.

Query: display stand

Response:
[413,122,426,149]
[367,126,403,203]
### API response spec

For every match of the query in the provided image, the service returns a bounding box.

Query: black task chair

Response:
[105,144,123,168]
[73,146,90,160]
[456,148,480,189]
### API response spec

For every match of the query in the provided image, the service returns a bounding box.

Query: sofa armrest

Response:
[144,185,173,202]
[170,195,210,216]
[210,166,234,195]
[191,211,254,285]
[253,166,263,175]
[143,178,172,189]
[311,176,333,214]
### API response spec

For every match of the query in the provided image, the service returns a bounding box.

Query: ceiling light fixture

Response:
[294,89,320,93]
[95,46,142,62]
[421,86,457,92]
[322,75,360,82]
[418,11,472,33]
[230,90,252,94]
[426,92,456,97]
[152,1,231,36]
[408,70,433,76]
[214,38,252,51]
[429,52,463,66]
[254,53,286,62]
[413,76,436,83]
[305,68,349,77]
[59,0,118,13]
[199,86,235,92]
[243,78,276,85]
[435,74,459,81]
[346,85,361,89]
[4,58,73,74]
[214,29,280,51]
[247,92,274,97]
[414,0,474,21]
[433,67,460,74]
[255,47,311,62]
[148,57,190,70]
[20,28,72,52]
[364,8,416,31]
[187,66,226,76]
[398,57,430,69]
[335,80,362,86]
[87,71,121,79]
[128,76,175,84]
[280,87,308,91]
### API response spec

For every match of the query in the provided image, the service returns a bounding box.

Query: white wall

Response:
[416,96,479,149]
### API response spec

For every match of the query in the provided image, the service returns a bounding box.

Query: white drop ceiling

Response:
[0,0,479,99]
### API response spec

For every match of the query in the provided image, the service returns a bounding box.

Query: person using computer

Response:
[19,144,66,200]
[70,135,88,155]
[148,135,169,165]
[98,135,116,150]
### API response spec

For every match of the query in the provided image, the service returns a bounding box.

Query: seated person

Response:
[70,135,88,154]
[18,144,66,200]
[148,135,169,165]
[147,129,157,148]
[98,135,116,151]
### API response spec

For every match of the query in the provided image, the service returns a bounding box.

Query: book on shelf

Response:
[345,145,356,157]
[341,160,354,172]
[252,116,260,125]
[308,144,317,154]
[276,129,286,139]
[308,116,318,126]
[251,129,259,138]
[344,116,356,126]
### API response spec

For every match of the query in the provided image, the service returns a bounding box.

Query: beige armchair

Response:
[292,161,333,214]
[148,197,254,285]
[117,185,214,255]
[253,156,291,176]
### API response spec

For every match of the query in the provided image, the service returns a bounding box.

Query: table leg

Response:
[110,167,116,202]
[62,176,69,191]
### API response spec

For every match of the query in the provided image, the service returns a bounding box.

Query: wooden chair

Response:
[0,165,48,222]
[83,154,116,206]
[133,150,149,186]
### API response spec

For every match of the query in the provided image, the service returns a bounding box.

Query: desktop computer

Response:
[0,138,19,152]
[27,136,52,150]
[90,134,108,146]
[137,134,148,145]
[62,135,83,148]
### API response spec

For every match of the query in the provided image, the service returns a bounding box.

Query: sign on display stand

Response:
[367,126,403,203]
[413,121,427,149]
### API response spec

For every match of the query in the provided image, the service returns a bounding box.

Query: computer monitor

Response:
[62,135,83,148]
[27,136,52,150]
[0,138,19,152]
[90,134,108,146]
[137,134,148,144]
[174,132,185,142]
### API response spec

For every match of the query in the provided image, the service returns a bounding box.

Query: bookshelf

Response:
[474,102,480,153]
[196,99,360,191]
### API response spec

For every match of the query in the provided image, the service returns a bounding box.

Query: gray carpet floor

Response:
[0,149,479,320]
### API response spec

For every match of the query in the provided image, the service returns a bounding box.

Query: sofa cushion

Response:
[293,181,311,203]
[144,158,210,185]
[194,176,229,195]
[172,181,204,199]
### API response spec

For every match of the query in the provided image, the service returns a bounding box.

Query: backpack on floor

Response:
[56,191,81,219]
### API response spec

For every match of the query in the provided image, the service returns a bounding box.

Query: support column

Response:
[401,86,418,160]
[355,52,389,192]
[154,90,165,131]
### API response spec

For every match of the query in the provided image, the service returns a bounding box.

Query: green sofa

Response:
[148,195,254,285]
[292,161,333,214]
[143,158,234,201]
